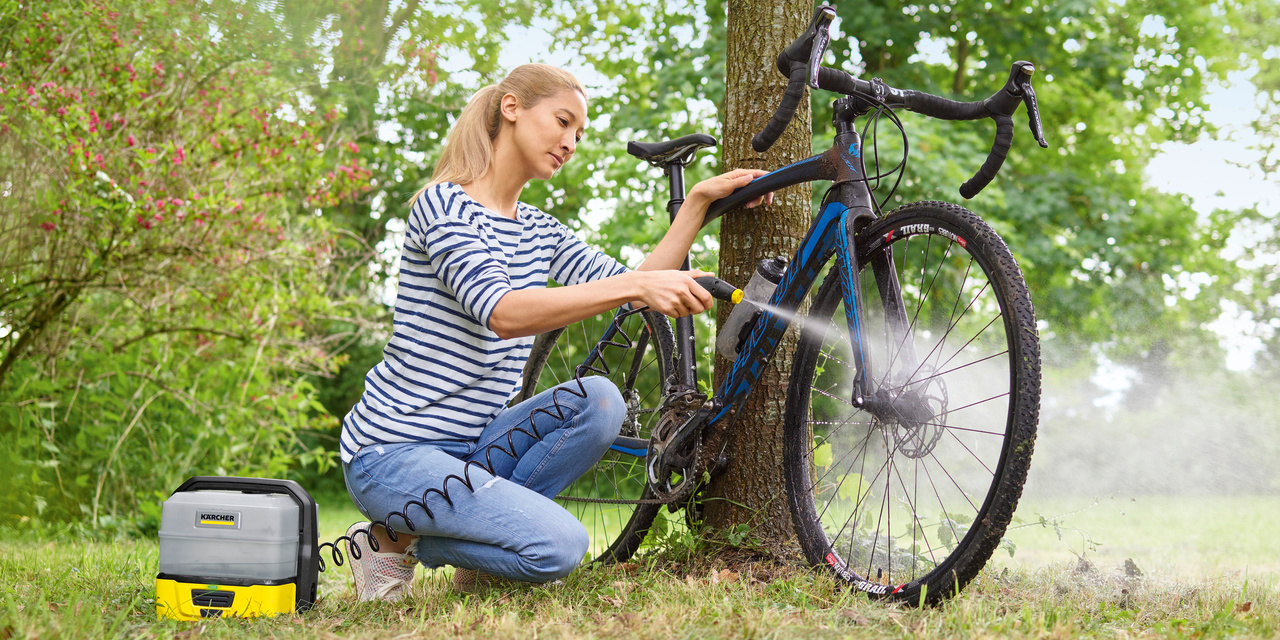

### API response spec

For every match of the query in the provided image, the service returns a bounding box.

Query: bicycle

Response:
[518,5,1045,604]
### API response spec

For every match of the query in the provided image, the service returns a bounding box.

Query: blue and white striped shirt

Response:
[339,182,629,462]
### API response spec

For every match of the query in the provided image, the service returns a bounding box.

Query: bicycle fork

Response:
[829,131,918,411]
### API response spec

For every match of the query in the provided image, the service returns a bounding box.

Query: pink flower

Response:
[56,107,66,116]
[346,141,359,153]
[40,221,56,231]
[26,86,35,96]
[173,145,185,164]
[145,147,155,154]
[126,134,135,147]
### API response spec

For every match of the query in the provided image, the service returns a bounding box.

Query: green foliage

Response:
[233,0,547,421]
[0,0,372,529]
[0,332,339,535]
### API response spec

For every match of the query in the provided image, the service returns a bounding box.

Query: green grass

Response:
[2,493,1278,638]
[999,495,1280,579]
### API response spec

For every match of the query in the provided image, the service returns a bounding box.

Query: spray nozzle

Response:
[694,276,744,304]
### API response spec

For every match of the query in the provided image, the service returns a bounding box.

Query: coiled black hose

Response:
[316,305,652,571]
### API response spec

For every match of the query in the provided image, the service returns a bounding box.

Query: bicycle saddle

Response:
[626,133,717,167]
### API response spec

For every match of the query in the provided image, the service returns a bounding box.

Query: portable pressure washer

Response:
[155,477,319,620]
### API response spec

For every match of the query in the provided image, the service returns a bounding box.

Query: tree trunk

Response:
[702,0,813,555]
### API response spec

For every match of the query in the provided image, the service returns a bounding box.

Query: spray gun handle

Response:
[695,276,744,304]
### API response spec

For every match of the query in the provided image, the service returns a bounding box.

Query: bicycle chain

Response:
[557,495,670,505]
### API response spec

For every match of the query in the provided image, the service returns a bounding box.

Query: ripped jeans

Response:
[342,377,625,582]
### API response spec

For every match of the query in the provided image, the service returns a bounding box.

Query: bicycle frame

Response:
[702,132,916,435]
[596,116,920,461]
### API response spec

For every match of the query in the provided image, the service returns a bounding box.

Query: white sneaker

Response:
[345,522,418,602]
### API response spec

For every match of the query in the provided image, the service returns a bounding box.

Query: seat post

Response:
[663,162,698,388]
[664,163,686,223]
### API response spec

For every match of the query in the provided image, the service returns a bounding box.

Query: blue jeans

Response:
[343,377,625,583]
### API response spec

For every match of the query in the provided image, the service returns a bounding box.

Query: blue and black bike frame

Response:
[699,124,912,433]
[595,106,918,463]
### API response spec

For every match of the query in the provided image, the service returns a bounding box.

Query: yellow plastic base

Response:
[156,578,296,620]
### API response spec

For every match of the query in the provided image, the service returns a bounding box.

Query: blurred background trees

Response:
[2,0,1276,532]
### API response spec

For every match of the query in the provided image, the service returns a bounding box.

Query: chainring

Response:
[645,388,707,504]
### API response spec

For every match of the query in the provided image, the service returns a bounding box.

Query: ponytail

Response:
[412,64,586,203]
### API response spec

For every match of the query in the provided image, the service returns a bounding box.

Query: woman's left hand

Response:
[688,168,774,208]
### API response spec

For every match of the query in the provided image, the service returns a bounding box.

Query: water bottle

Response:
[716,256,788,360]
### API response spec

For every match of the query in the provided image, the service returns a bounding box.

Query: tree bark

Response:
[952,35,970,95]
[702,0,813,555]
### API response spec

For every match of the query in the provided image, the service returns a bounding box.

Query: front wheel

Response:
[784,201,1040,605]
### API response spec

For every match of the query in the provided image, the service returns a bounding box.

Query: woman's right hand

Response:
[629,269,716,318]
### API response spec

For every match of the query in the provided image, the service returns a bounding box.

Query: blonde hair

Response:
[413,64,586,202]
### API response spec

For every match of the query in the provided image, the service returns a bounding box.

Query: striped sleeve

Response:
[412,196,513,328]
[547,218,629,286]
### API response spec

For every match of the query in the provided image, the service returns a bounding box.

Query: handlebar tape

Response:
[752,66,810,153]
[896,91,1013,198]
[902,92,988,121]
[961,115,1013,199]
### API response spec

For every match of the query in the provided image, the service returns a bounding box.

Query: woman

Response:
[341,63,771,602]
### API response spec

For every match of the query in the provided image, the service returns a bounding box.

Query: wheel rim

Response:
[521,309,669,563]
[800,221,1021,590]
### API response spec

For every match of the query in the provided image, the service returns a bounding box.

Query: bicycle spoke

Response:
[829,418,884,551]
[924,448,981,513]
[921,459,962,554]
[814,419,880,521]
[917,421,1005,437]
[889,452,933,576]
[879,237,956,389]
[892,280,992,397]
[938,391,1011,416]
[866,429,895,581]
[878,350,1008,394]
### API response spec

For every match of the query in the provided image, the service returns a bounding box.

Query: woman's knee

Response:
[577,376,625,440]
[518,513,589,582]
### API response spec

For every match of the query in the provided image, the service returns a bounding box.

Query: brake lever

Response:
[1014,64,1049,148]
[807,8,836,89]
